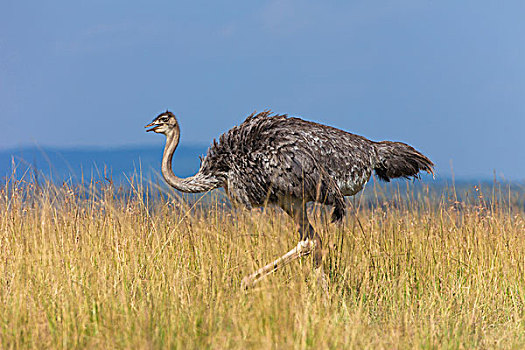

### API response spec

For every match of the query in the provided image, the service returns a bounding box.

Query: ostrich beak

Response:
[145,121,159,132]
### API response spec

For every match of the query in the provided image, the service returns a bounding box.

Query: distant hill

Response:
[1,146,522,199]
[0,145,208,185]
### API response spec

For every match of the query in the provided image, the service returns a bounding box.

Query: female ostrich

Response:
[145,110,434,288]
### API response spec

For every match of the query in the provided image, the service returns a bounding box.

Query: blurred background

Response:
[1,1,524,183]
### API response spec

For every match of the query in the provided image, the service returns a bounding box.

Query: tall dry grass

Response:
[1,174,524,349]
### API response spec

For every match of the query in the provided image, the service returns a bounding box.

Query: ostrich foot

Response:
[241,239,316,290]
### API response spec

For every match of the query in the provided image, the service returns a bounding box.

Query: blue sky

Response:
[1,1,524,180]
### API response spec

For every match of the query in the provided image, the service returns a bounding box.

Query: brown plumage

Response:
[146,110,434,288]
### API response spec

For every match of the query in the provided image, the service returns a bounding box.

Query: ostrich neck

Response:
[161,129,218,193]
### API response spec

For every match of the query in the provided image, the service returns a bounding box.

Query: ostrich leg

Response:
[241,200,324,289]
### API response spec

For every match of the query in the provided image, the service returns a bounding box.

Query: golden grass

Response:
[1,176,524,349]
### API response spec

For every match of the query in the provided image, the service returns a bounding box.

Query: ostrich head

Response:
[145,111,179,135]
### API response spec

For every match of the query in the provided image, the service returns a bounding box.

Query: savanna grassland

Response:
[1,175,524,349]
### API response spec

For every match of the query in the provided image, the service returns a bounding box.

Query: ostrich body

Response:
[146,110,434,288]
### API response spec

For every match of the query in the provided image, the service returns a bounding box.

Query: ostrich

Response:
[145,110,434,288]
